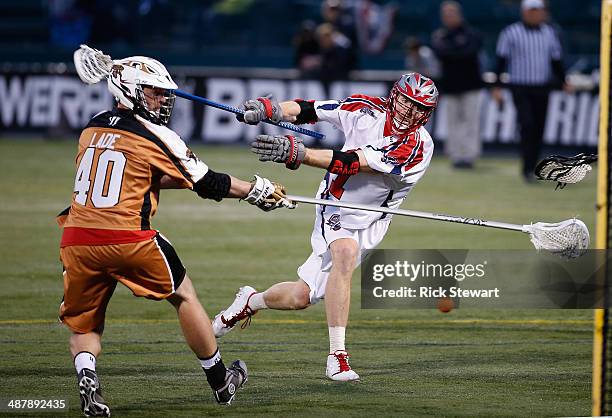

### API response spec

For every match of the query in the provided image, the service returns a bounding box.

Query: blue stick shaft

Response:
[174,89,324,139]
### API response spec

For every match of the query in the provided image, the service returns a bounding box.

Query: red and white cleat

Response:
[213,286,257,338]
[326,350,360,381]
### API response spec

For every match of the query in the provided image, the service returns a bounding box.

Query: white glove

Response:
[244,175,296,211]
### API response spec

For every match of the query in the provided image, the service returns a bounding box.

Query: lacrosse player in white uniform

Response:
[213,72,439,381]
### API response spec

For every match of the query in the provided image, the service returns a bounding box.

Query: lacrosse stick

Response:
[286,194,590,259]
[534,153,597,189]
[73,44,324,139]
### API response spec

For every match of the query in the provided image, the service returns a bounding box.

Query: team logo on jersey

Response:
[359,107,375,118]
[186,148,197,162]
[326,214,342,231]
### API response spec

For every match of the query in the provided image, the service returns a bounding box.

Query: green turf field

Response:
[0,140,597,417]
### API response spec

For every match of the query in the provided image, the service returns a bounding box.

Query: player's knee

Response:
[330,240,359,274]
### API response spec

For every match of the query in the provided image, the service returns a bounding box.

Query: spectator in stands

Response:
[403,36,440,80]
[294,20,321,79]
[316,23,352,85]
[321,0,358,69]
[353,0,398,55]
[492,0,569,182]
[431,0,484,169]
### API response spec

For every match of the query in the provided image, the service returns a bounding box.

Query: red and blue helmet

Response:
[387,72,439,135]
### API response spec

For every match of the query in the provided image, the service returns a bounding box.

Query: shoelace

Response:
[240,309,254,329]
[223,306,254,327]
[335,352,351,373]
[223,291,256,329]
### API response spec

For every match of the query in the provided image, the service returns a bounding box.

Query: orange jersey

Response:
[60,108,208,245]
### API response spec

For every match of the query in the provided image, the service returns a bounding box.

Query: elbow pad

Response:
[294,99,318,124]
[193,170,231,201]
[328,150,360,175]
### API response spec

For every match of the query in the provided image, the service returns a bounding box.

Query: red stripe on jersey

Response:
[61,227,156,247]
[403,142,424,171]
[383,115,394,136]
[384,132,424,173]
[341,94,387,113]
[348,94,387,108]
[340,102,369,112]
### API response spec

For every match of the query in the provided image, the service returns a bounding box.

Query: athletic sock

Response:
[328,326,346,353]
[248,292,268,311]
[74,351,96,374]
[199,349,226,390]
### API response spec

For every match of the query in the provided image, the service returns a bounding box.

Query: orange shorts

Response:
[59,232,185,333]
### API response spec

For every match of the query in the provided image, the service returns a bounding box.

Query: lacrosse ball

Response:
[437,297,454,313]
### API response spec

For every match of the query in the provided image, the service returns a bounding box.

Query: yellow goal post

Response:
[593,0,612,416]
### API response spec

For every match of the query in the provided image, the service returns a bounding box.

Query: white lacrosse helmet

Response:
[107,56,178,125]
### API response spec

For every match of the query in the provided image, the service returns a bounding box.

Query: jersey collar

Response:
[384,113,418,139]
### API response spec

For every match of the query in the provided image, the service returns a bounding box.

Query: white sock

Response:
[199,349,222,369]
[248,293,268,311]
[328,326,346,353]
[74,351,96,374]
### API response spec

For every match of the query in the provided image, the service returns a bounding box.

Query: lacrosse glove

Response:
[238,96,283,125]
[251,134,305,170]
[243,175,296,211]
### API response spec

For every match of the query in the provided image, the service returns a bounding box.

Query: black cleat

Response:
[77,368,110,417]
[213,360,248,405]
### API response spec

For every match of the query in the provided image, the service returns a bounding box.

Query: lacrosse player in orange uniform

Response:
[59,55,293,416]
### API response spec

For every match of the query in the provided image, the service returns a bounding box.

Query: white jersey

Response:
[312,94,434,229]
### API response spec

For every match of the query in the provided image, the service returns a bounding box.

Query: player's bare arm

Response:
[189,168,292,211]
[249,136,375,173]
[159,171,289,210]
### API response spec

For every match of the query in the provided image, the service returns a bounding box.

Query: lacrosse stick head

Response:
[534,153,597,189]
[73,44,114,84]
[523,218,590,259]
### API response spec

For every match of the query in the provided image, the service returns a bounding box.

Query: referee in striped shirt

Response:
[492,0,569,182]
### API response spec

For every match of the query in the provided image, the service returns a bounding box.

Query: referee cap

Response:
[521,0,545,10]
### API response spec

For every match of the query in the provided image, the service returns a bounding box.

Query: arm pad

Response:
[193,170,231,201]
[328,150,360,175]
[294,100,318,124]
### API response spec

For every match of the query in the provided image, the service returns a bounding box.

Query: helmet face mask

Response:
[135,85,176,126]
[107,56,178,126]
[389,93,430,133]
[387,72,438,135]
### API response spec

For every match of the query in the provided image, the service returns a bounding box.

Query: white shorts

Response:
[297,209,390,304]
